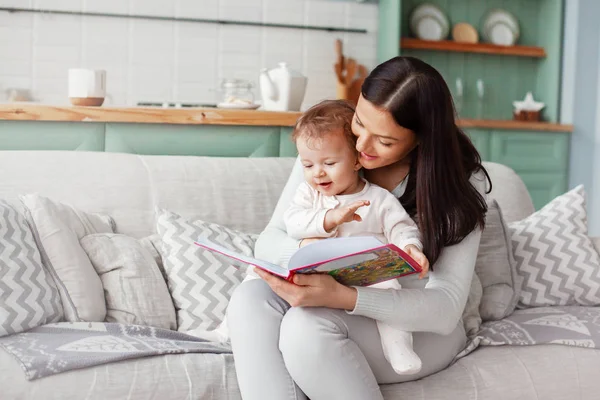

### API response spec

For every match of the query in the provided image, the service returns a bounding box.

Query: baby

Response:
[282,99,430,375]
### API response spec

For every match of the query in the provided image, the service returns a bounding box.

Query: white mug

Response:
[68,68,106,106]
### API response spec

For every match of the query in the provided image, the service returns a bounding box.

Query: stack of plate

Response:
[481,9,520,46]
[409,4,449,41]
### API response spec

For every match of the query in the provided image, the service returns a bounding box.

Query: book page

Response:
[194,237,290,278]
[297,246,419,287]
[311,252,378,272]
[288,236,384,270]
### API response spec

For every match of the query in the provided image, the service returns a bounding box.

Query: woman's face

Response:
[351,95,418,170]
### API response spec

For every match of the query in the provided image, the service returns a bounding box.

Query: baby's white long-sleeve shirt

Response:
[283,180,422,250]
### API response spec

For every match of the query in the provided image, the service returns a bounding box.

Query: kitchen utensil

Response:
[409,3,449,41]
[259,62,307,112]
[68,68,106,106]
[481,9,520,46]
[344,58,357,85]
[336,81,349,102]
[452,22,478,43]
[348,65,368,105]
[334,62,344,85]
[335,39,345,71]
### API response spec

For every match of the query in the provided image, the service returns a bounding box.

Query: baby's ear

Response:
[354,159,362,171]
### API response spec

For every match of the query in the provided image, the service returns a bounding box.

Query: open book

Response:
[194,236,422,287]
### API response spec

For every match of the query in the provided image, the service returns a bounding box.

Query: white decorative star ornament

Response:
[513,92,545,112]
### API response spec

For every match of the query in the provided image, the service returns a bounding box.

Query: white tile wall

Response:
[0,0,379,109]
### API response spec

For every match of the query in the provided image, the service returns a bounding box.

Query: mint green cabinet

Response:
[390,0,565,123]
[464,128,490,160]
[0,119,569,209]
[515,171,568,211]
[489,131,569,209]
[0,121,104,151]
[489,132,569,172]
[463,128,570,209]
[104,124,283,157]
[279,127,297,157]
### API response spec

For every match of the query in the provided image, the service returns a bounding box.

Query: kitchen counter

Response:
[0,104,302,127]
[0,104,573,132]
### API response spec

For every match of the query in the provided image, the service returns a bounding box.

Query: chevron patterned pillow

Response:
[0,201,63,337]
[156,209,256,333]
[509,185,600,307]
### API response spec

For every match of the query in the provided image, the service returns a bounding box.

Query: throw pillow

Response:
[20,194,115,322]
[510,185,600,307]
[138,233,166,279]
[156,209,256,332]
[475,200,521,321]
[462,272,483,338]
[0,200,63,336]
[80,233,177,330]
[592,236,600,255]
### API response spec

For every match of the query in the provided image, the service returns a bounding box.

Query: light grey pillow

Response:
[475,200,521,321]
[510,185,600,307]
[20,193,114,322]
[81,233,177,330]
[156,209,256,333]
[462,272,483,338]
[0,200,63,336]
[138,233,166,279]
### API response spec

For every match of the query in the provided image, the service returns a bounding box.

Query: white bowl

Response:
[410,3,449,40]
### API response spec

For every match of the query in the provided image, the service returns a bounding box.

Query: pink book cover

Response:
[194,236,422,287]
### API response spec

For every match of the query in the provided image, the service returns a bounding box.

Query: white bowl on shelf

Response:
[481,9,520,46]
[409,3,449,41]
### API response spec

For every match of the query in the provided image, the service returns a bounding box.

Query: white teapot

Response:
[259,62,308,112]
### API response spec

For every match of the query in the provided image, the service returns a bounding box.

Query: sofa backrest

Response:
[0,151,533,237]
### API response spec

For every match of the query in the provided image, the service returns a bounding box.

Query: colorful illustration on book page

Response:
[326,247,416,287]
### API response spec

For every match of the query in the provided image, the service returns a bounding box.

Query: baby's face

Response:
[297,130,361,196]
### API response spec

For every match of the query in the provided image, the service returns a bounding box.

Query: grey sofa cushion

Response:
[462,272,483,337]
[0,200,63,336]
[81,233,177,330]
[21,194,114,322]
[476,200,521,321]
[510,185,600,307]
[156,209,254,333]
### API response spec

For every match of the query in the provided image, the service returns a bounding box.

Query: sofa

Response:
[1,150,599,400]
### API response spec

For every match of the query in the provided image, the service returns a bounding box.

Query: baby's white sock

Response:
[377,322,422,375]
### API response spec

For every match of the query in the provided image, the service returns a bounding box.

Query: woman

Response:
[227,56,491,400]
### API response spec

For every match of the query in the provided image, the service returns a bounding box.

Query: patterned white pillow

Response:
[0,201,63,336]
[156,209,256,333]
[509,185,600,307]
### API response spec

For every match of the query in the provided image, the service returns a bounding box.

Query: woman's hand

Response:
[254,267,358,310]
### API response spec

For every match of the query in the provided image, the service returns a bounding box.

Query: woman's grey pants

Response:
[227,279,466,400]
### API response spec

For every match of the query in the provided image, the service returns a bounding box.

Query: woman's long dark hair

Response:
[361,56,491,267]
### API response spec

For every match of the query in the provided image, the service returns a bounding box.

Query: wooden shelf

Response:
[457,119,572,132]
[0,104,302,126]
[401,38,547,58]
[0,105,572,132]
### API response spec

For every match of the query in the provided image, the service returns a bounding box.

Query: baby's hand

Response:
[404,244,430,279]
[324,200,370,232]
